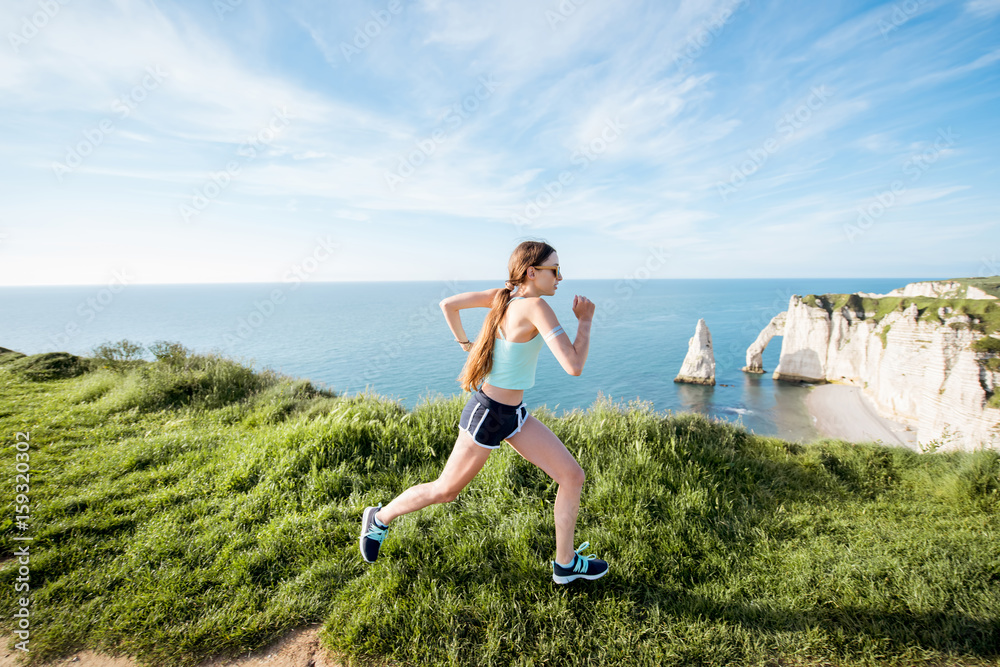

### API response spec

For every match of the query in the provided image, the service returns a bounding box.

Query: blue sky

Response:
[1,0,998,285]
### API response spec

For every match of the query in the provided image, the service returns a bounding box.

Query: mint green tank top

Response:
[483,297,565,390]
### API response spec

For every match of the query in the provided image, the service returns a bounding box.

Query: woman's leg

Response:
[504,415,585,565]
[376,428,493,525]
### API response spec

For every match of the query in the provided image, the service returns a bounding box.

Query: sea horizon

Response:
[2,276,949,287]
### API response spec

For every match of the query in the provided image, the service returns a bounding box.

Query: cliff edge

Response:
[750,278,1000,451]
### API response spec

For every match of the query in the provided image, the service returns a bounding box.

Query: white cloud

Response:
[502,169,546,189]
[855,133,896,153]
[600,211,716,244]
[333,209,371,222]
[909,48,1000,88]
[813,5,890,51]
[895,185,971,206]
[965,0,1000,16]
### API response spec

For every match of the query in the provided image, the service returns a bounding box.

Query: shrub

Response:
[148,340,191,366]
[971,336,1000,353]
[91,339,146,372]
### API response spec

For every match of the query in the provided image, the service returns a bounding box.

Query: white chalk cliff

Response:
[858,280,997,300]
[748,280,1000,451]
[675,319,716,385]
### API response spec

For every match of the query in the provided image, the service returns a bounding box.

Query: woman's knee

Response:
[430,480,462,504]
[560,462,585,489]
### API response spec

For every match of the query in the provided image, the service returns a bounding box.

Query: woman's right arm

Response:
[439,288,503,351]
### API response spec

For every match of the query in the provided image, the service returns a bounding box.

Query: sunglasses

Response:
[533,265,561,279]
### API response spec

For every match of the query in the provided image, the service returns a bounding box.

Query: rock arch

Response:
[742,311,786,373]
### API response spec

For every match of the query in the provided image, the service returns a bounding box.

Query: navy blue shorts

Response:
[459,389,529,449]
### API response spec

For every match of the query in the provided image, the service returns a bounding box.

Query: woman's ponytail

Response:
[457,285,514,392]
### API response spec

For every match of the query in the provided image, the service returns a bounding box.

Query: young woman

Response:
[360,240,608,584]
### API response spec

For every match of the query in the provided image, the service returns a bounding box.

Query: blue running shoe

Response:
[552,542,608,584]
[360,504,388,563]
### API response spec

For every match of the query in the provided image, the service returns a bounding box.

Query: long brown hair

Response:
[457,240,556,392]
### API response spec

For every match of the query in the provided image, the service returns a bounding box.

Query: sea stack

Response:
[674,319,716,385]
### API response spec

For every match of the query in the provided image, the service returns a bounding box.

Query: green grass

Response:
[879,324,891,349]
[972,336,1000,354]
[954,277,1000,299]
[802,288,1000,337]
[1,344,998,667]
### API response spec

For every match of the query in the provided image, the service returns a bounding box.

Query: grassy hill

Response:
[1,342,998,666]
[955,276,1000,299]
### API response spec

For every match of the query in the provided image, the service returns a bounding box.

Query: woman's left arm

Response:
[439,288,503,351]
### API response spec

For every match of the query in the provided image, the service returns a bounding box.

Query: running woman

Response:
[359,240,608,584]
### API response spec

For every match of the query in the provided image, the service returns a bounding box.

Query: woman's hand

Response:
[572,295,595,321]
[460,341,473,352]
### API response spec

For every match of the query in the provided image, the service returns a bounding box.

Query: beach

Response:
[805,384,918,449]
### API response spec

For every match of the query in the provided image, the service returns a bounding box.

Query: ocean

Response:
[0,278,923,442]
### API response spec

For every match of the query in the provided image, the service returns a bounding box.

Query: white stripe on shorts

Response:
[470,405,490,442]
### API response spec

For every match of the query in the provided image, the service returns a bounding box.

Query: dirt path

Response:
[0,625,343,667]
